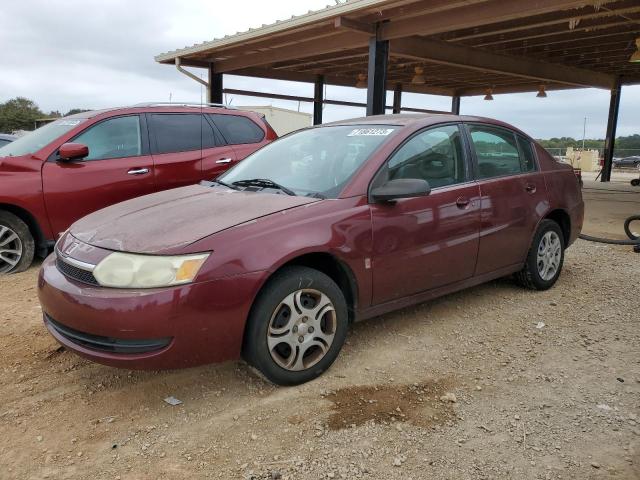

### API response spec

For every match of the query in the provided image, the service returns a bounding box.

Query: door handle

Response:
[455,196,471,209]
[525,184,537,193]
[216,158,233,164]
[127,168,149,175]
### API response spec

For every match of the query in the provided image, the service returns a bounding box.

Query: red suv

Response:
[0,103,276,273]
[38,114,584,386]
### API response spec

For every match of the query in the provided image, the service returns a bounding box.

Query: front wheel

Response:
[0,211,35,274]
[515,219,565,291]
[243,266,348,386]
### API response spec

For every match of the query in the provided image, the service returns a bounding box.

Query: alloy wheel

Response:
[267,288,337,371]
[0,225,23,273]
[536,231,561,281]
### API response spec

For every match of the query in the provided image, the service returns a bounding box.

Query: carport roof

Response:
[155,0,640,96]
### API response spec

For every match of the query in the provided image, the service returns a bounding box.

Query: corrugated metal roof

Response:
[155,0,391,63]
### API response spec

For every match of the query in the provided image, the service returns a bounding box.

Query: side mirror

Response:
[371,178,431,202]
[58,143,89,161]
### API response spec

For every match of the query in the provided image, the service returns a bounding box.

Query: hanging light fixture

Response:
[411,66,426,85]
[355,73,367,88]
[536,85,548,98]
[484,88,494,101]
[630,38,640,63]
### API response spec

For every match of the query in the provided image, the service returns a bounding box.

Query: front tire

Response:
[0,211,35,274]
[243,266,348,386]
[515,219,565,291]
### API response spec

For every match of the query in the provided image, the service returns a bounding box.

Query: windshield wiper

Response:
[232,178,297,196]
[212,179,237,190]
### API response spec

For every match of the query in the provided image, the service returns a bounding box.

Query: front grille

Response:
[56,257,99,286]
[45,315,172,354]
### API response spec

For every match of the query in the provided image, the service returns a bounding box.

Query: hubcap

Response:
[536,231,562,281]
[0,225,23,274]
[267,288,337,371]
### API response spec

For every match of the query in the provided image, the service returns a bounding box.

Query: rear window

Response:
[209,114,264,145]
[150,114,203,154]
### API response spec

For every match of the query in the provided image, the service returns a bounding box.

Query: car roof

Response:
[63,103,247,120]
[324,113,531,138]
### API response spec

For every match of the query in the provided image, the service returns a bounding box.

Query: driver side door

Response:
[370,124,481,305]
[42,115,155,236]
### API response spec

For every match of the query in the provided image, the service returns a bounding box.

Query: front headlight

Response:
[93,252,210,288]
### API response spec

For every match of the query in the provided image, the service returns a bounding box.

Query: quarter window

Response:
[150,114,203,154]
[517,135,537,172]
[469,125,521,179]
[73,116,141,161]
[382,124,467,189]
[210,114,264,145]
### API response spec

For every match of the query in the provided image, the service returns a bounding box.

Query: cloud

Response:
[0,0,637,139]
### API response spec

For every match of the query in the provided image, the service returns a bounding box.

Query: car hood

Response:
[70,184,319,253]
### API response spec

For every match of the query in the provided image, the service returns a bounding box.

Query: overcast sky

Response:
[1,0,638,139]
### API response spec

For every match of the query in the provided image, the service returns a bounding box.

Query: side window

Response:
[73,116,141,161]
[210,114,264,145]
[202,115,220,149]
[468,125,521,179]
[517,135,537,172]
[383,124,466,189]
[150,114,202,154]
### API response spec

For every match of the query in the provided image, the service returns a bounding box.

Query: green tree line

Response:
[0,97,90,133]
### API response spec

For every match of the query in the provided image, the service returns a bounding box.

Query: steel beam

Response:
[451,95,461,115]
[313,75,325,125]
[208,65,223,104]
[601,78,622,183]
[366,35,389,116]
[392,83,402,114]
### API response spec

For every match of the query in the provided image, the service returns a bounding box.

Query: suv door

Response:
[42,115,155,236]
[465,124,546,275]
[370,124,481,305]
[200,115,238,179]
[147,113,209,190]
[209,113,268,161]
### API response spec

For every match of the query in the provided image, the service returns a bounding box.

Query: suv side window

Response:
[381,124,467,189]
[517,135,537,172]
[150,114,203,154]
[73,116,141,161]
[209,114,264,145]
[468,125,521,179]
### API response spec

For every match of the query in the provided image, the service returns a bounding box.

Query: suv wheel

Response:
[515,219,565,291]
[243,266,348,386]
[0,211,35,274]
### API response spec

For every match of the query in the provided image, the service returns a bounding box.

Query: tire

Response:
[242,266,349,386]
[515,219,565,291]
[631,178,640,187]
[0,211,35,274]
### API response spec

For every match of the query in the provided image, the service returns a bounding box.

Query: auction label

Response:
[348,128,395,136]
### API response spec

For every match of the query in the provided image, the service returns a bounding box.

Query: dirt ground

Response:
[1,183,639,480]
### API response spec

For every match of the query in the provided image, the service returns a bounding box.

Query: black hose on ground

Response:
[578,215,640,251]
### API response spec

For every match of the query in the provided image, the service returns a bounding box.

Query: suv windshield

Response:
[0,118,87,157]
[220,125,397,199]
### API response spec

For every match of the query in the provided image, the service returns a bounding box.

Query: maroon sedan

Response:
[38,115,584,385]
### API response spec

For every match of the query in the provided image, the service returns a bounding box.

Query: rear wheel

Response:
[0,211,34,274]
[243,266,348,386]
[515,219,565,291]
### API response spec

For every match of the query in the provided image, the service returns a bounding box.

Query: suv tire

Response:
[0,211,35,274]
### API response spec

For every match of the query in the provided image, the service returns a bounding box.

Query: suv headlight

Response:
[93,252,210,288]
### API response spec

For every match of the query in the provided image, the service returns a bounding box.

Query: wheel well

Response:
[544,209,571,244]
[0,204,48,256]
[278,253,358,323]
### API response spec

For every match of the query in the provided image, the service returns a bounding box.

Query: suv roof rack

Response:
[131,102,237,110]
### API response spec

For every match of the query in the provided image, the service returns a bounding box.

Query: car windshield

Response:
[220,125,397,199]
[0,118,88,157]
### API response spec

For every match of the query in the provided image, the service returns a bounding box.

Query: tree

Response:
[65,108,91,116]
[0,97,44,133]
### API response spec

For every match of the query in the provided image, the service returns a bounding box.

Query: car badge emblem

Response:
[63,241,80,257]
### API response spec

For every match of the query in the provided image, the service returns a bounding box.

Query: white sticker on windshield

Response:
[57,120,82,126]
[348,128,394,137]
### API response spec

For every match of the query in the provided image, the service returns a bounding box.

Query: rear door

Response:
[147,113,206,190]
[200,114,238,179]
[466,124,546,275]
[42,115,155,236]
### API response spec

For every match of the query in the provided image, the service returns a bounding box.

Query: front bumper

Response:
[38,254,269,369]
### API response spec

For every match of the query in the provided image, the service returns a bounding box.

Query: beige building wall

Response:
[565,147,601,172]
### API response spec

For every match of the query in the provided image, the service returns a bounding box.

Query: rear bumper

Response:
[38,254,269,369]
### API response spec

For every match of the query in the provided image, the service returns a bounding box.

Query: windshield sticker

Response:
[57,120,82,126]
[348,128,394,137]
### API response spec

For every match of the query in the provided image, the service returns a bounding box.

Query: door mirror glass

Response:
[58,142,89,161]
[371,178,431,202]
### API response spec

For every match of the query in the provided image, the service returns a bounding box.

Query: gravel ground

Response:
[1,194,639,480]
